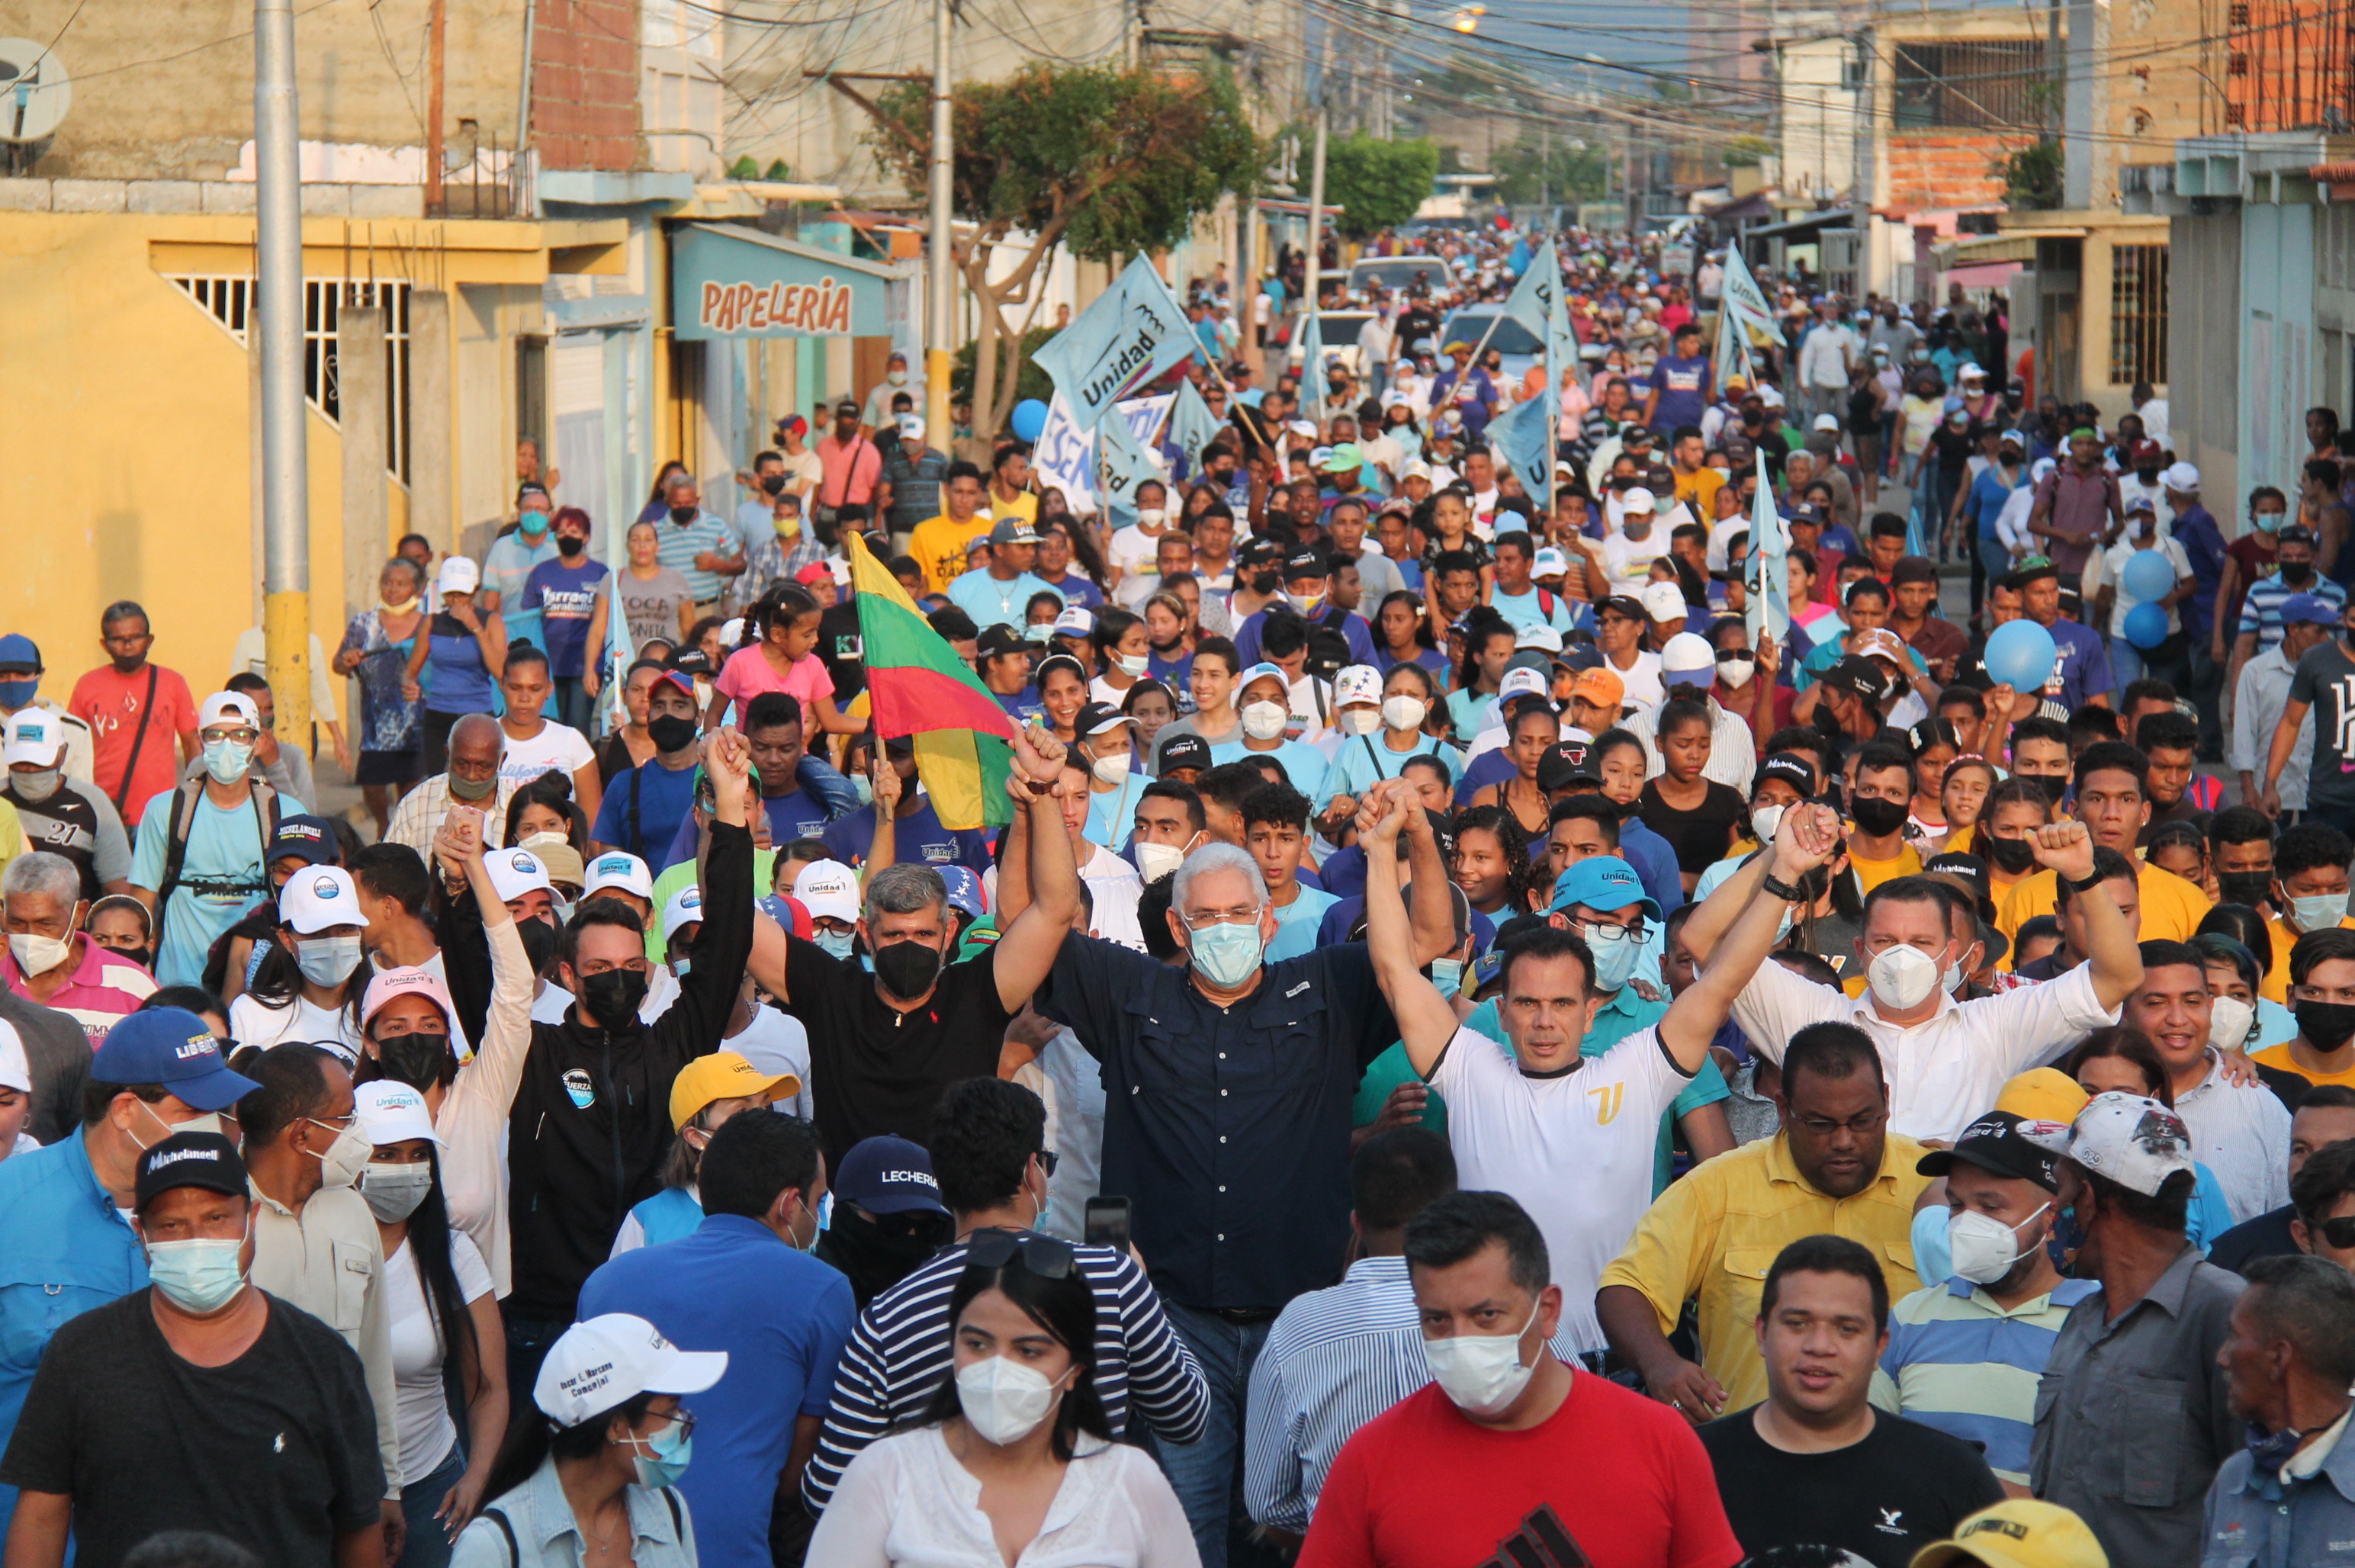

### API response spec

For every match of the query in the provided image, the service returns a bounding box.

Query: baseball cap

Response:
[0,1020,27,1095]
[1237,662,1291,700]
[2163,461,2201,493]
[975,623,1030,660]
[584,852,654,901]
[1074,702,1137,737]
[834,397,862,416]
[1515,623,1564,654]
[938,865,988,921]
[1640,580,1688,624]
[355,1080,445,1148]
[650,668,698,702]
[1283,548,1329,581]
[360,966,456,1032]
[1569,667,1625,708]
[1917,1110,2061,1190]
[1620,486,1658,515]
[1,708,64,768]
[2124,496,2157,518]
[831,1134,950,1216]
[435,556,480,596]
[1659,631,1715,679]
[1994,1068,2093,1126]
[1910,1499,2108,1568]
[1051,606,1096,638]
[134,1132,249,1212]
[278,866,362,934]
[534,841,586,891]
[669,1050,797,1132]
[487,847,553,904]
[897,414,927,440]
[2019,1092,2197,1197]
[660,885,705,943]
[1321,443,1364,474]
[0,633,40,671]
[1497,667,1550,706]
[1851,627,1912,667]
[2280,593,2339,628]
[199,692,259,732]
[1158,732,1212,773]
[535,1314,728,1428]
[267,815,339,868]
[1335,665,1383,706]
[1811,413,1841,432]
[1537,738,1599,791]
[1756,751,1816,797]
[794,859,860,925]
[1549,855,1662,923]
[988,516,1039,547]
[1997,429,2025,450]
[1819,654,1890,699]
[1531,547,1569,578]
[94,1009,252,1110]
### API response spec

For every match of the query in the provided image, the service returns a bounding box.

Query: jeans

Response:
[550,675,593,735]
[395,1446,466,1568]
[501,1309,571,1440]
[1161,1301,1279,1568]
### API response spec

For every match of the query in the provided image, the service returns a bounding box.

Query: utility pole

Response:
[255,0,311,736]
[1303,104,1328,337]
[926,0,953,447]
[1851,28,1875,297]
[425,0,446,213]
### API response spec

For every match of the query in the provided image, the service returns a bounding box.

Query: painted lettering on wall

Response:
[699,277,854,335]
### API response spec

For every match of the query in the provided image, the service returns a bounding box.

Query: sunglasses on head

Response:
[2317,1215,2355,1251]
[965,1226,1076,1278]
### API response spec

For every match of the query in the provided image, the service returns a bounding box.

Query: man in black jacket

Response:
[443,725,760,1401]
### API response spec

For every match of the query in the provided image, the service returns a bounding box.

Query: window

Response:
[167,275,411,480]
[2110,243,2170,387]
[1891,40,2048,130]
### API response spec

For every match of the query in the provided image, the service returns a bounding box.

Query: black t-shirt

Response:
[0,1289,384,1568]
[818,600,867,704]
[1698,1407,2005,1568]
[1929,419,1982,475]
[782,934,1015,1171]
[1636,779,1749,874]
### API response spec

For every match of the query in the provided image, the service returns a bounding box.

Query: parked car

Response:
[1287,307,1379,382]
[1435,307,1544,383]
[1347,255,1448,297]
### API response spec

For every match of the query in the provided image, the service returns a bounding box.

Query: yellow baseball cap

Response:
[1994,1068,2091,1126]
[668,1052,798,1132]
[1911,1501,2108,1568]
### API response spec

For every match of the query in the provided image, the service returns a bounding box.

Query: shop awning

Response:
[670,222,911,339]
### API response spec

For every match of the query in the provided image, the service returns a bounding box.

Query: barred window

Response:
[2109,244,2170,387]
[1891,40,2048,130]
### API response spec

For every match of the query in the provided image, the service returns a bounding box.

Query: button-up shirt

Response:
[1727,949,2120,1144]
[451,1454,699,1568]
[2202,1406,2355,1568]
[1036,932,1401,1311]
[0,1132,146,1542]
[2032,1243,2244,1568]
[384,773,516,858]
[654,508,738,606]
[1621,695,1759,793]
[1244,1254,1428,1534]
[2235,644,2314,811]
[1598,1131,1930,1413]
[2175,1049,2295,1225]
[2032,464,2122,576]
[248,1179,401,1493]
[1873,1275,2101,1484]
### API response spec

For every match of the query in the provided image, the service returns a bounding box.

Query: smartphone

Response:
[1084,1196,1133,1253]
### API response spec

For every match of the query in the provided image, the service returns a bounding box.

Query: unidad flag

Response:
[1488,392,1553,503]
[1298,311,1327,424]
[1030,394,1097,511]
[1095,403,1165,524]
[1168,376,1223,475]
[1032,253,1198,432]
[1500,237,1559,344]
[1714,247,1779,384]
[845,532,1018,830]
[1746,451,1791,651]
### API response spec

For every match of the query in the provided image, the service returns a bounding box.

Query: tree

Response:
[1319,133,1441,239]
[858,63,1263,447]
[1491,136,1610,206]
[1994,138,2063,210]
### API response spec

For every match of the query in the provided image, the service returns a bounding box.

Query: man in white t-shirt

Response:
[1596,487,1672,596]
[1360,785,1840,1356]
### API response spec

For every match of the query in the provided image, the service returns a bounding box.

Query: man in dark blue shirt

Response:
[593,669,705,866]
[820,735,991,873]
[2168,461,2231,758]
[657,691,850,866]
[1642,323,1714,434]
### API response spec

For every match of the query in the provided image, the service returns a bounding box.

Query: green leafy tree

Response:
[1723,136,1773,169]
[1994,138,2063,210]
[1491,136,1610,205]
[1319,134,1441,239]
[859,63,1263,447]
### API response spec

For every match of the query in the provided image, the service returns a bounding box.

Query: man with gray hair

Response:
[0,851,155,1046]
[654,470,745,613]
[750,726,1080,1173]
[1028,775,1460,1566]
[2203,1254,2355,1560]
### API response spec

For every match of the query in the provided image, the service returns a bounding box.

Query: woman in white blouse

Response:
[807,1232,1200,1567]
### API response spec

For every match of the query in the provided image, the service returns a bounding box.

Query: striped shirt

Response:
[1242,1254,1431,1534]
[654,509,739,605]
[1871,1274,2099,1483]
[2238,572,2347,651]
[800,1229,1209,1515]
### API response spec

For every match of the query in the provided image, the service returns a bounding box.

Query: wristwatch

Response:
[2063,868,2107,893]
[1761,873,1804,903]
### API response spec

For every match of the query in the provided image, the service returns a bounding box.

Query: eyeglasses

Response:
[1181,904,1264,932]
[965,1226,1076,1278]
[1794,1109,1889,1138]
[646,1408,699,1441]
[1569,915,1647,946]
[201,728,260,746]
[2318,1216,2355,1251]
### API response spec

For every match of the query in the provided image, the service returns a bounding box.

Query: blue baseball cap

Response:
[92,1007,259,1112]
[0,633,40,670]
[937,866,988,922]
[831,1135,950,1216]
[1548,856,1662,924]
[2280,593,2340,628]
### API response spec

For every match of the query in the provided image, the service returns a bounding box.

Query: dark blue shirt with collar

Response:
[821,797,991,874]
[2199,1402,2355,1567]
[2173,503,2228,644]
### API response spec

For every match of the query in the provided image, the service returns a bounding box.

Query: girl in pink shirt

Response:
[708,585,858,734]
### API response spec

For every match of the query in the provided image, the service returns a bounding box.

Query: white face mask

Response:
[1947,1202,2051,1285]
[1423,1303,1540,1417]
[1382,695,1428,733]
[1137,508,1168,529]
[2209,994,2256,1052]
[1091,751,1133,786]
[1716,655,1754,689]
[886,368,908,386]
[358,1161,434,1223]
[1242,701,1290,741]
[1135,840,1187,882]
[955,1354,1065,1446]
[1339,708,1380,737]
[8,930,74,976]
[1750,804,1784,845]
[1866,942,1944,1011]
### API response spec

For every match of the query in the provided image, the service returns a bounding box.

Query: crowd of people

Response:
[8,219,2355,1568]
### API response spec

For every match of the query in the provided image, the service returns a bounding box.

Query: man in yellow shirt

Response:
[2259,926,2355,1088]
[2261,823,2355,1002]
[1997,739,2211,956]
[1846,741,1924,893]
[985,445,1039,527]
[907,463,994,594]
[1597,1021,1930,1420]
[1668,428,1724,516]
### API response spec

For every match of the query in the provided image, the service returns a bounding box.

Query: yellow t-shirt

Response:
[908,513,995,594]
[988,488,1040,526]
[1675,466,1726,516]
[2263,914,2355,1004]
[1996,860,2214,966]
[1849,843,1924,895]
[2254,1041,2355,1088]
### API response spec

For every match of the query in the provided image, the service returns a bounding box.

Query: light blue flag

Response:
[1169,377,1223,477]
[1746,451,1790,651]
[1094,405,1164,525]
[1489,393,1553,504]
[1033,253,1198,433]
[1499,238,1559,344]
[1299,312,1327,424]
[1714,247,1776,386]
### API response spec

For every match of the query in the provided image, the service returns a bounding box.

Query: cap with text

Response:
[535,1313,729,1429]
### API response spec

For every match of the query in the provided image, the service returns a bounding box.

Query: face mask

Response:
[2282,564,2317,588]
[146,1234,249,1315]
[1116,652,1151,677]
[0,678,37,708]
[447,769,497,802]
[773,513,802,538]
[518,510,551,538]
[306,1118,373,1189]
[1867,942,1944,1011]
[648,715,699,753]
[514,917,559,975]
[886,368,909,386]
[1137,508,1168,528]
[1339,708,1380,737]
[2217,871,2272,908]
[1136,840,1189,883]
[760,474,789,496]
[1423,1304,1539,1417]
[1242,701,1290,741]
[2023,772,2068,806]
[373,1032,450,1091]
[2256,510,2286,533]
[580,966,651,1026]
[556,534,586,558]
[2297,998,2355,1053]
[2210,994,2257,1052]
[1250,570,1280,595]
[1588,927,1644,992]
[872,939,943,1001]
[1948,1202,2051,1285]
[2292,892,2350,933]
[1188,916,1266,988]
[133,1105,223,1152]
[956,1354,1063,1446]
[9,930,72,975]
[1716,656,1754,689]
[1751,804,1785,845]
[668,505,699,525]
[114,945,153,971]
[358,1162,433,1223]
[625,1420,694,1489]
[1850,795,1909,838]
[202,738,252,785]
[11,766,60,803]
[1091,751,1133,786]
[379,595,423,616]
[295,934,364,988]
[1381,695,1429,733]
[814,928,856,961]
[1287,591,1326,615]
[1431,957,1465,998]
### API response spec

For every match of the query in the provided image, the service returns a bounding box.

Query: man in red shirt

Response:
[67,600,198,824]
[814,397,885,533]
[1299,1190,1742,1568]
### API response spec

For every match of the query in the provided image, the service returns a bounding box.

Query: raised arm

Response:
[1399,786,1456,965]
[1659,802,1839,1072]
[1676,839,1775,968]
[1359,782,1461,1077]
[2035,818,2141,1011]
[651,726,757,1068]
[864,751,901,877]
[993,725,1080,1012]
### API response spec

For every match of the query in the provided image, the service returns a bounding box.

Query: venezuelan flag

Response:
[845,532,1018,830]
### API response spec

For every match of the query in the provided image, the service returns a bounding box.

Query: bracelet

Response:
[1760,873,1804,903]
[2063,869,2106,893]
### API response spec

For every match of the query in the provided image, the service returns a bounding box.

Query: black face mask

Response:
[1850,795,1910,838]
[814,1204,953,1307]
[580,966,651,1027]
[2216,871,2273,909]
[373,1033,451,1091]
[556,535,585,558]
[2282,564,2317,588]
[114,946,153,972]
[872,939,943,1001]
[2296,998,2355,1053]
[516,916,559,975]
[1250,570,1280,595]
[761,474,788,495]
[648,714,699,753]
[1983,834,2037,875]
[668,505,698,525]
[2026,773,2070,805]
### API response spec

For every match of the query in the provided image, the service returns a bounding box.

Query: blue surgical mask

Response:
[1431,957,1465,998]
[2256,509,2286,534]
[295,934,364,988]
[1188,917,1265,988]
[1586,924,1645,992]
[814,929,856,961]
[0,678,36,708]
[201,738,252,785]
[2292,892,2350,933]
[146,1234,249,1315]
[518,510,551,538]
[626,1419,693,1489]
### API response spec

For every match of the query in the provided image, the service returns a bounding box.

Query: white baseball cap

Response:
[718,618,745,647]
[583,852,654,901]
[534,1313,728,1429]
[354,1080,444,1148]
[1498,667,1550,704]
[1237,662,1291,701]
[1334,664,1383,706]
[487,847,552,905]
[2,708,66,768]
[278,866,363,934]
[1531,547,1569,578]
[795,858,860,925]
[1052,606,1096,637]
[898,414,927,440]
[2021,1092,2197,1197]
[1515,623,1564,654]
[1620,486,1658,516]
[199,692,259,732]
[2163,461,2201,493]
[0,1019,27,1096]
[660,885,705,943]
[1640,580,1688,624]
[1661,631,1717,678]
[1811,413,1842,432]
[436,556,480,596]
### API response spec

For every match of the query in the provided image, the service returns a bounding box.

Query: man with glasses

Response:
[69,599,201,824]
[127,692,304,987]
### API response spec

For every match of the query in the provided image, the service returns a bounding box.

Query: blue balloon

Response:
[1984,619,2058,692]
[2121,548,2176,603]
[2122,602,2171,650]
[1010,399,1049,443]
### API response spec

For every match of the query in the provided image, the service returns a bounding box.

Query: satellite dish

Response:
[0,39,71,144]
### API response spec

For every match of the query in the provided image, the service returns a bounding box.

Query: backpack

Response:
[154,773,282,933]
